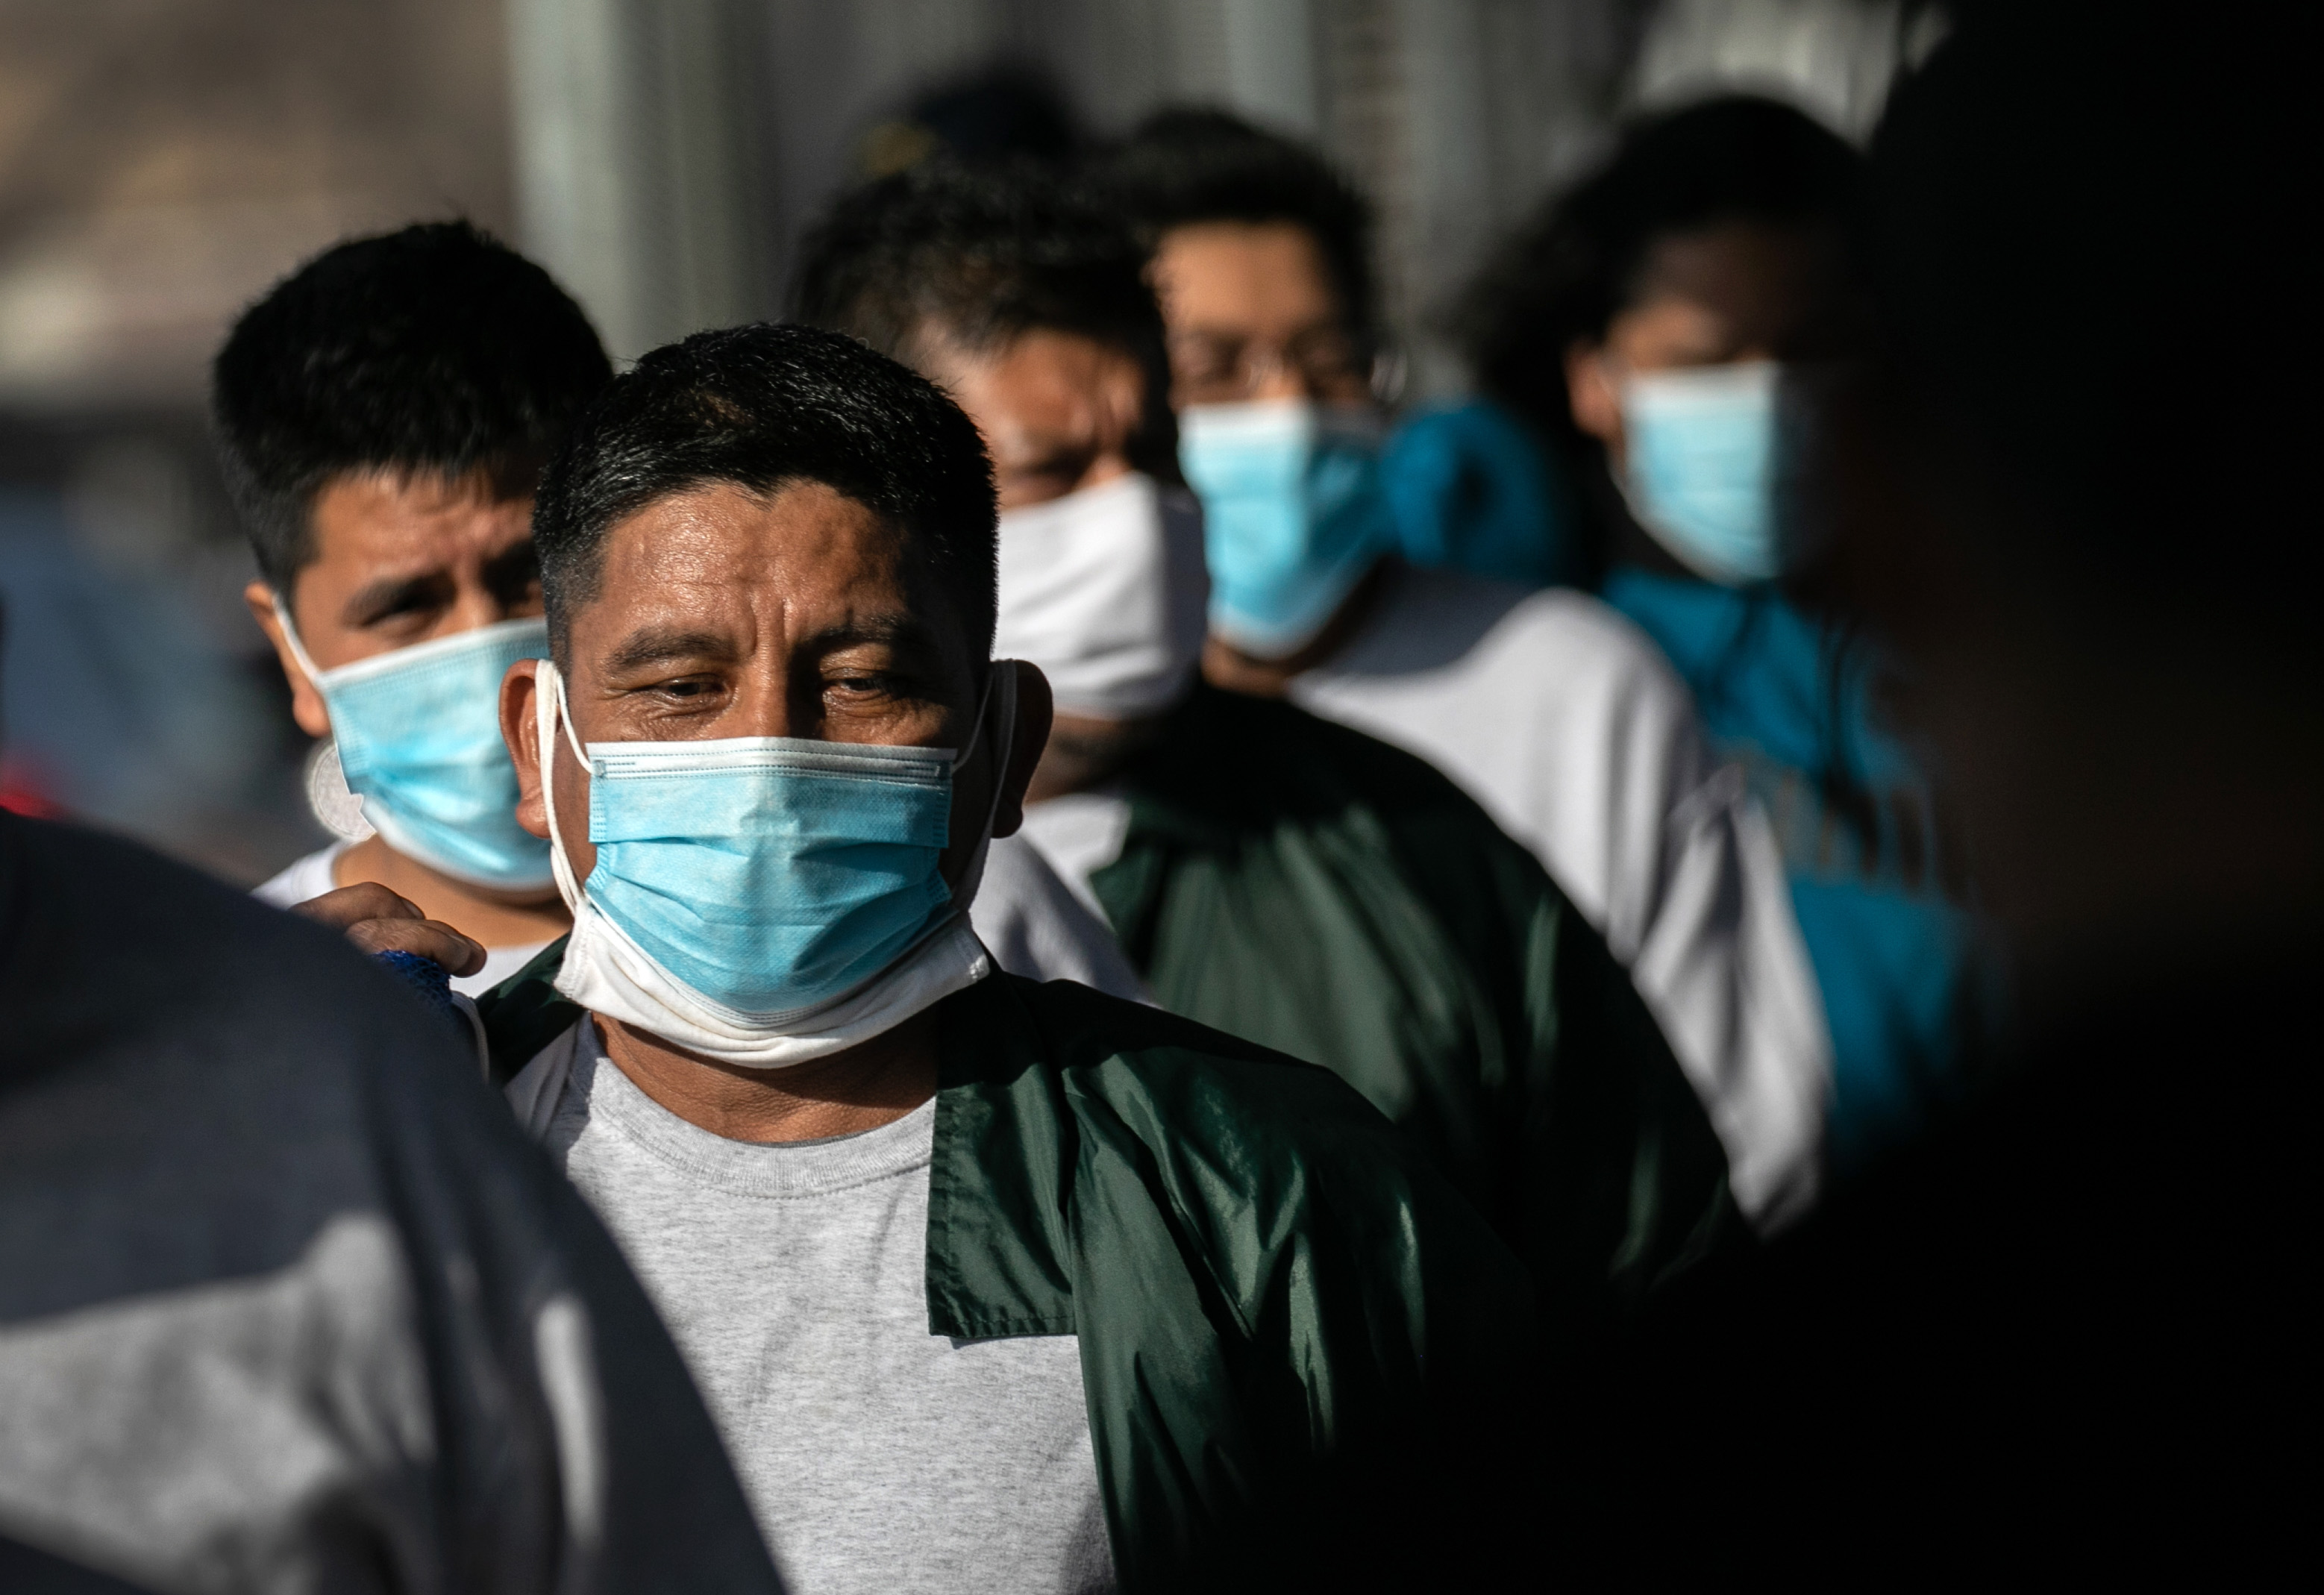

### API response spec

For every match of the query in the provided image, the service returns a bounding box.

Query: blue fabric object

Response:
[310,617,554,889]
[583,736,956,1016]
[1380,399,1583,589]
[1602,565,1988,1171]
[373,948,463,1032]
[1180,400,1396,657]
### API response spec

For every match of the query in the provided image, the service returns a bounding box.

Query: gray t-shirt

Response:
[537,1027,1115,1595]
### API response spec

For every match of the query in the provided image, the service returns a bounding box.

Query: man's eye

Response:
[657,677,720,699]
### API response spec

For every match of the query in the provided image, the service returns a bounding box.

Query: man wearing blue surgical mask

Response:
[475,322,1538,1591]
[219,223,1136,1006]
[794,161,1747,1325]
[219,224,607,993]
[1104,113,1834,1227]
[1465,96,1991,1172]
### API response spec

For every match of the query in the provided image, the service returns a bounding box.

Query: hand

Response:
[292,883,488,979]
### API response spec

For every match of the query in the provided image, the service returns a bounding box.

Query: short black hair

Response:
[532,323,998,664]
[792,159,1176,477]
[794,158,1161,370]
[1461,96,1867,444]
[1100,108,1376,337]
[212,220,612,593]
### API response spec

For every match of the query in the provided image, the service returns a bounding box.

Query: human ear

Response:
[1566,340,1626,460]
[989,660,1054,840]
[501,657,551,839]
[246,579,333,739]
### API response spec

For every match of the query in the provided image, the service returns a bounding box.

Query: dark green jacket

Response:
[1093,682,1745,1335]
[482,963,1535,1590]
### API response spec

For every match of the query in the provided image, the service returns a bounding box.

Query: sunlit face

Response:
[921,328,1146,512]
[503,480,1042,891]
[1566,219,1860,467]
[1151,222,1371,408]
[243,466,541,739]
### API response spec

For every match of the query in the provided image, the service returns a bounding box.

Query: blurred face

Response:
[243,466,542,739]
[1151,222,1371,408]
[921,328,1145,512]
[1566,219,1859,468]
[503,480,1047,891]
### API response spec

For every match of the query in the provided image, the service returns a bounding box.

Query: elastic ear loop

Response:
[270,595,328,685]
[535,661,591,912]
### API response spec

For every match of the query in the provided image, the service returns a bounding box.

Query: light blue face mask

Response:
[1179,399,1397,658]
[544,668,1003,1021]
[278,605,553,889]
[1618,361,1784,585]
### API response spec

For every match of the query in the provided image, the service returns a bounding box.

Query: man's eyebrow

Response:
[342,571,449,627]
[798,612,942,657]
[600,627,741,676]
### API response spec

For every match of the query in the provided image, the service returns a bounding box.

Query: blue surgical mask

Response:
[277,605,552,889]
[1618,361,1784,584]
[540,664,1005,1027]
[1179,399,1395,658]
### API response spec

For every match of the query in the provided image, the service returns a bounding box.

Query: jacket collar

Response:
[480,943,1076,1340]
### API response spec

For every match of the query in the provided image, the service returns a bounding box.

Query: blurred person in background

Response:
[793,159,1746,1328]
[477,322,1535,1591]
[1590,1,2316,1573]
[218,222,604,995]
[219,222,1137,1006]
[1462,95,1990,1171]
[1096,112,1832,1226]
[0,698,780,1590]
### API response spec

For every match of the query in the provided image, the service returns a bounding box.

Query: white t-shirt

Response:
[1285,565,1832,1229]
[254,833,1147,1004]
[515,1021,1115,1595]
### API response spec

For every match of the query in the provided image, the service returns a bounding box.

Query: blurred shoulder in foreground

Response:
[1577,0,2320,1577]
[0,810,782,1594]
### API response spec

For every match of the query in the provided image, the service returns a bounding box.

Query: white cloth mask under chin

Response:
[992,471,1209,718]
[536,660,1018,1068]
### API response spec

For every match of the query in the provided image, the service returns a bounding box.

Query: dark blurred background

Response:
[0,0,1938,881]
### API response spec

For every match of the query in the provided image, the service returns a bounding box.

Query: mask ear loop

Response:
[535,660,592,912]
[270,595,329,687]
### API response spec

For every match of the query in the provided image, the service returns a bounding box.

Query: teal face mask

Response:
[542,665,1003,1023]
[1179,399,1396,658]
[1618,361,1784,585]
[278,606,552,889]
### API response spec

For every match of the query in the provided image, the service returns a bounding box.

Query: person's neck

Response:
[1024,709,1168,803]
[332,834,572,947]
[1200,555,1395,699]
[594,1009,940,1144]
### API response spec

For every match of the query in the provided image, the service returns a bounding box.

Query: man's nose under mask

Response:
[1617,361,1785,586]
[992,471,1209,718]
[275,605,553,890]
[1179,399,1397,659]
[536,660,1015,1068]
